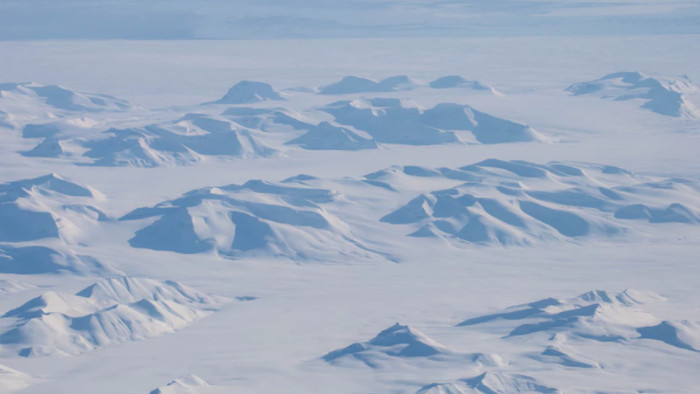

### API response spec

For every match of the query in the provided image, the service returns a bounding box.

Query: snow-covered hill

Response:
[149,374,210,394]
[418,372,559,394]
[210,81,284,104]
[323,99,543,145]
[121,180,378,261]
[0,82,131,115]
[0,173,106,244]
[429,75,496,93]
[319,75,421,95]
[0,277,227,357]
[20,114,277,166]
[379,160,700,245]
[286,121,377,151]
[566,72,698,117]
[324,323,507,371]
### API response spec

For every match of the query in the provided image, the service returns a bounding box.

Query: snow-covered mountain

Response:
[323,322,507,371]
[0,173,106,243]
[0,277,227,357]
[566,71,698,117]
[149,374,210,394]
[323,99,543,145]
[319,75,421,95]
[19,114,277,166]
[378,160,700,245]
[0,244,111,275]
[210,81,284,105]
[0,82,131,114]
[286,121,377,151]
[429,75,496,93]
[417,372,559,394]
[120,179,378,261]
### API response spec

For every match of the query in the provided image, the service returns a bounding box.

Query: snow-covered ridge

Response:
[120,179,378,261]
[286,121,377,151]
[458,289,700,353]
[0,173,106,244]
[21,113,277,167]
[323,98,542,145]
[149,374,210,394]
[323,323,505,369]
[429,75,496,92]
[418,372,559,394]
[319,288,697,392]
[0,244,111,275]
[378,160,700,245]
[0,277,228,357]
[209,80,284,104]
[318,75,496,95]
[566,71,698,117]
[6,77,550,168]
[319,75,421,94]
[0,82,131,113]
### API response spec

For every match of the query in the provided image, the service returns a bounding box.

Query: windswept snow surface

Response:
[1,9,700,394]
[0,363,33,393]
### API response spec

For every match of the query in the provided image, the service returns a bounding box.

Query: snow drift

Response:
[0,279,35,295]
[0,363,33,393]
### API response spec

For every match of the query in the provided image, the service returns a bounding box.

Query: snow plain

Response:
[1,4,700,393]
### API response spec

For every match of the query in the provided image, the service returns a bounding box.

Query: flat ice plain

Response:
[0,1,699,393]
